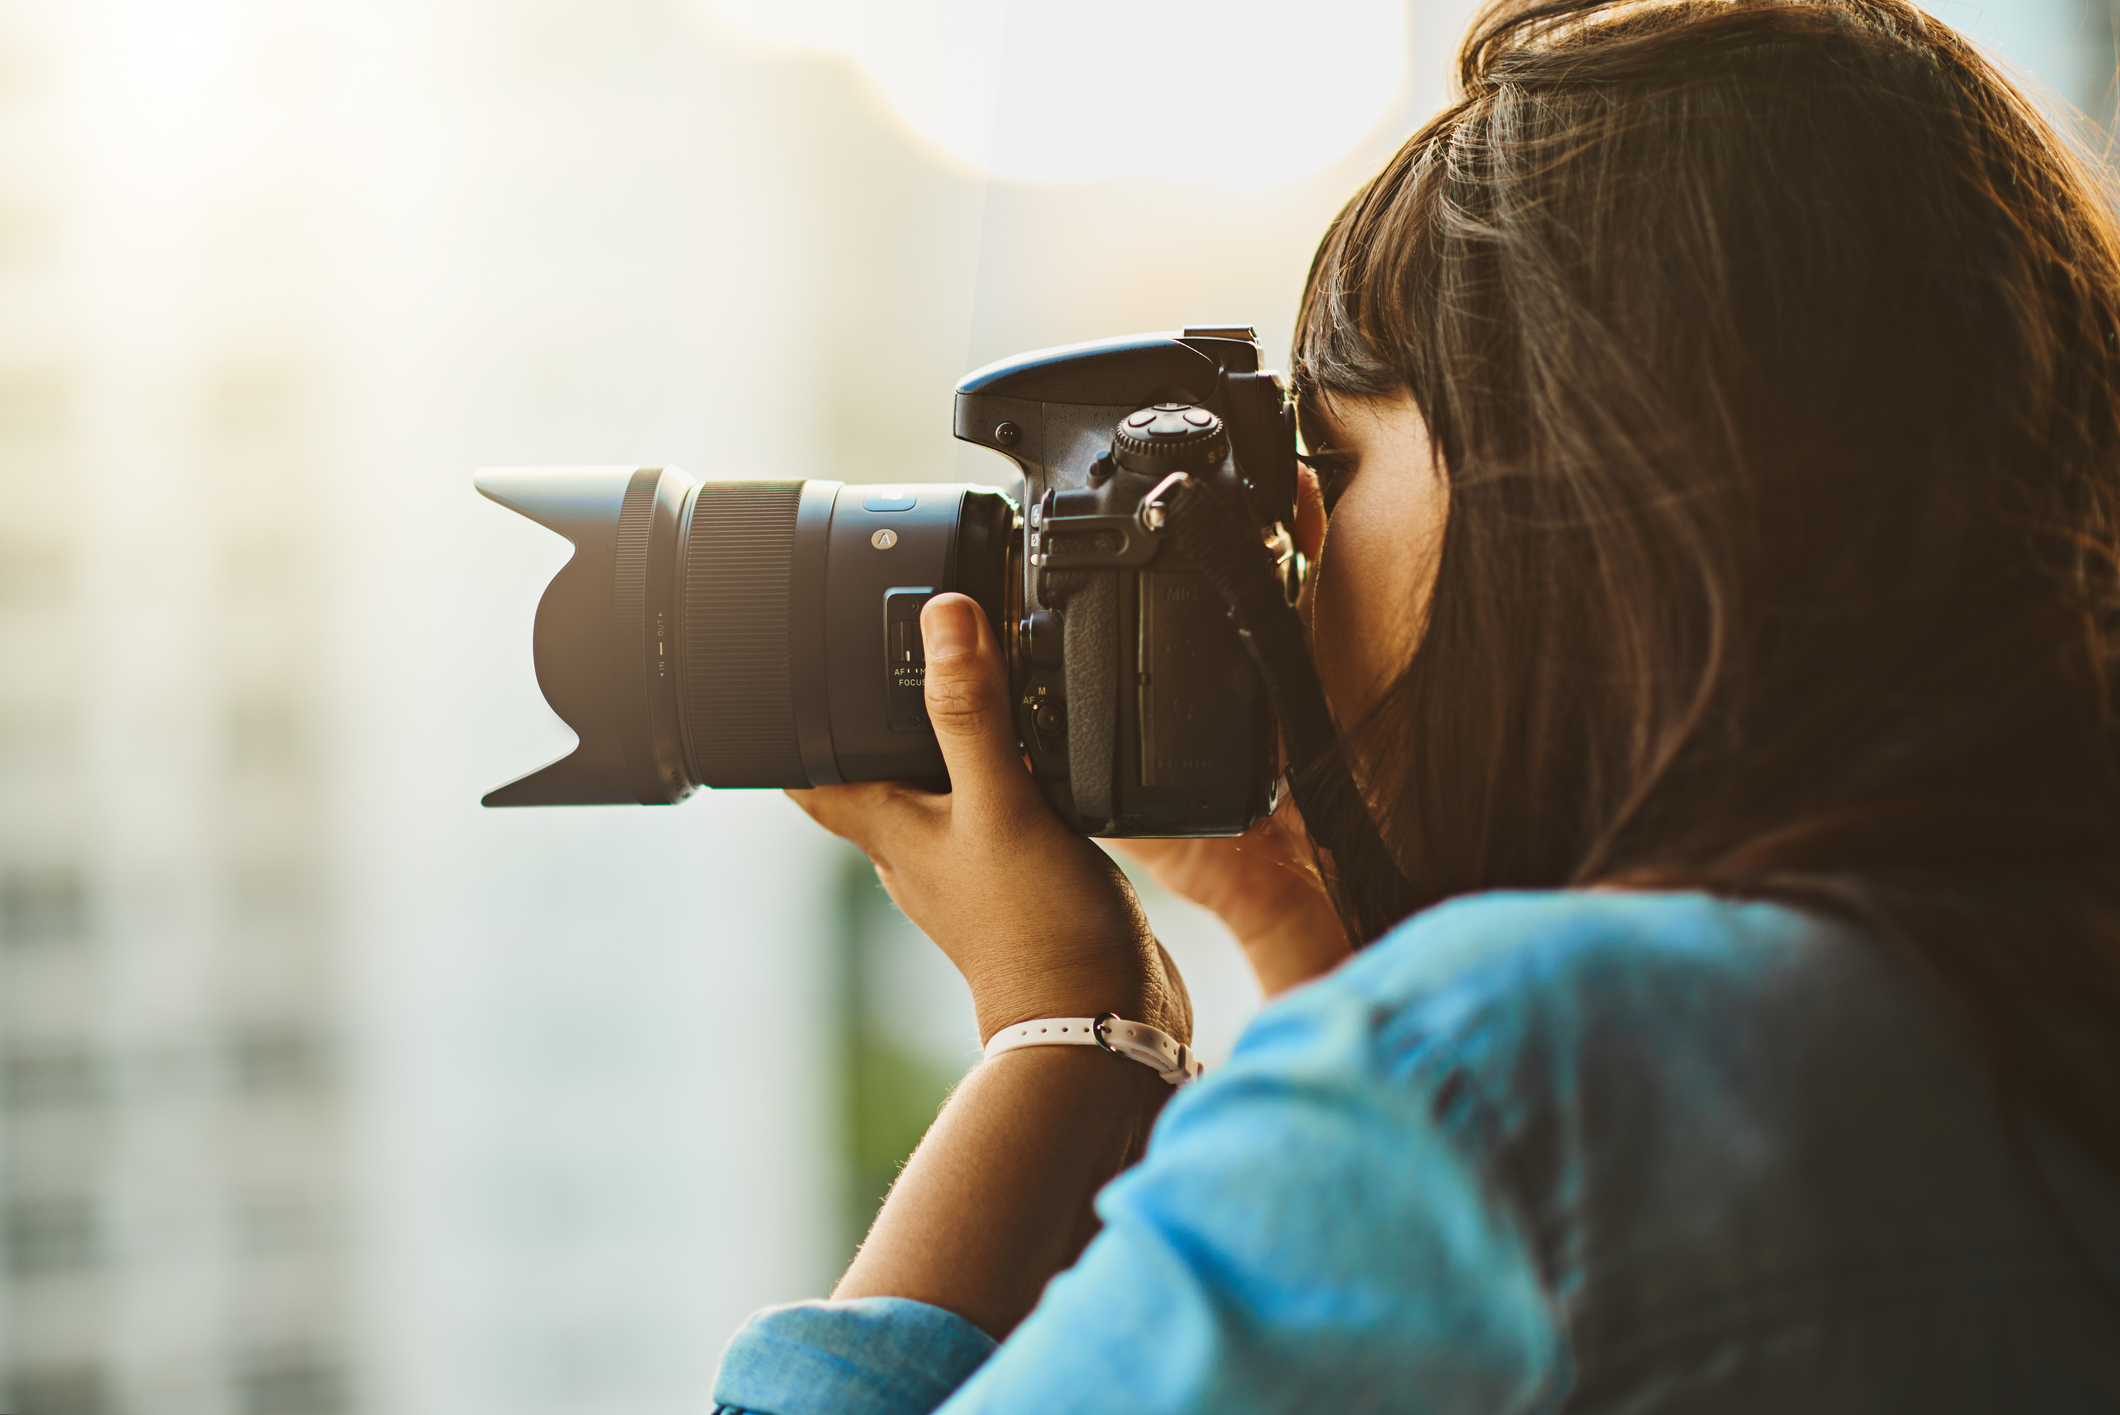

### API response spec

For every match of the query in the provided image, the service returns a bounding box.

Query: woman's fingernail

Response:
[923,597,978,661]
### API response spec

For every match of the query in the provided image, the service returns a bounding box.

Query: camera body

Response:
[956,328,1299,835]
[475,327,1299,839]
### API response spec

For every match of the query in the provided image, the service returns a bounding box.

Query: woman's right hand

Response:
[789,593,1188,1046]
[1107,796,1350,998]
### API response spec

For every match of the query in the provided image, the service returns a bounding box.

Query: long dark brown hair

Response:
[1295,0,2120,1182]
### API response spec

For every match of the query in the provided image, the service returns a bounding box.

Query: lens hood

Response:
[478,468,1015,806]
[475,466,695,805]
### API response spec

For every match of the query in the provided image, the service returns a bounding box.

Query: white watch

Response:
[982,1012,1203,1087]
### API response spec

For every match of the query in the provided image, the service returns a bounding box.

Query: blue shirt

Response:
[713,890,2120,1413]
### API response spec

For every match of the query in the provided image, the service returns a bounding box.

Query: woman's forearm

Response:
[832,1046,1171,1339]
[795,600,1188,1337]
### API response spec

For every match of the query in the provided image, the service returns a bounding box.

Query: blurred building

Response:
[0,6,351,1413]
[0,2,2112,1415]
[0,3,355,1410]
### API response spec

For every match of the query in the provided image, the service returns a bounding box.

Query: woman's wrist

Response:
[968,950,1189,1046]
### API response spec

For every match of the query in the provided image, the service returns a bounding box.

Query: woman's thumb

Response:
[920,593,1034,809]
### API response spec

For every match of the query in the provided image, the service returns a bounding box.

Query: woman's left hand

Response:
[788,592,1191,1045]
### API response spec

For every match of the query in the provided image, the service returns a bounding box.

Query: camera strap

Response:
[1151,474,1413,944]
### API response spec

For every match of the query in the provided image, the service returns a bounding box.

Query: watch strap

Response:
[982,1013,1203,1087]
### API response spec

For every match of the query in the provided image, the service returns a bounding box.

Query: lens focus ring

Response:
[681,482,808,788]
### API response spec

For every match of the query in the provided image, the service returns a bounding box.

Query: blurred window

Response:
[225,863,323,934]
[212,363,306,444]
[4,1363,107,1415]
[2,1040,102,1109]
[0,701,77,772]
[224,536,301,604]
[0,867,89,946]
[0,367,69,443]
[3,1192,98,1275]
[235,1192,333,1256]
[226,696,307,775]
[0,537,69,609]
[231,1025,333,1095]
[237,1351,346,1415]
[0,203,59,272]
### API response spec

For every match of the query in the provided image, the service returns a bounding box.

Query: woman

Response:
[715,0,2120,1407]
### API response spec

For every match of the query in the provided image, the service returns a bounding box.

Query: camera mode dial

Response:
[1112,403,1227,477]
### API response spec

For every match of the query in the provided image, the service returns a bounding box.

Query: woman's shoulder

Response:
[1233,888,1882,1089]
[1182,889,2120,1394]
[1202,888,2120,1288]
[1344,886,1843,1017]
[1063,889,2120,1410]
[1208,887,1983,1186]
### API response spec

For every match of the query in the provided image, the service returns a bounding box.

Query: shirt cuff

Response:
[712,1296,999,1415]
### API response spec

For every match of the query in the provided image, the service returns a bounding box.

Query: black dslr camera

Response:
[477,328,1302,837]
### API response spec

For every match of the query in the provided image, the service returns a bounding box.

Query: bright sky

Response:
[702,0,1411,184]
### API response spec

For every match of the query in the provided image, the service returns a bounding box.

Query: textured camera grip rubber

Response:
[682,482,808,788]
[982,1015,1202,1086]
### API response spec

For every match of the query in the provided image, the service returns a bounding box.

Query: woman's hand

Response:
[1108,798,1351,998]
[788,592,1189,1044]
[791,593,1188,1335]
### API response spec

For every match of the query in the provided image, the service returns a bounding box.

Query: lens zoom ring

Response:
[683,482,807,787]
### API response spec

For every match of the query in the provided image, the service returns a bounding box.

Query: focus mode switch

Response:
[885,587,936,731]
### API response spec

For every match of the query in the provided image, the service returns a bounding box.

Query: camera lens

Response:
[475,468,1016,806]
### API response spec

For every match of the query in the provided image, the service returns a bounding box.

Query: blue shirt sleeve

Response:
[713,1296,998,1415]
[931,950,1568,1414]
[712,894,1573,1415]
[715,889,2120,1411]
